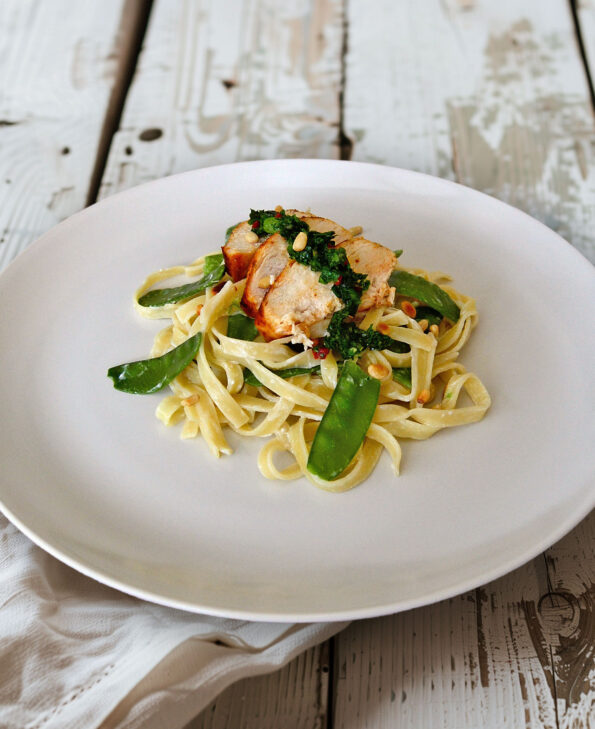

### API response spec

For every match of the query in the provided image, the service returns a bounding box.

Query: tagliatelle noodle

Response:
[132,251,490,491]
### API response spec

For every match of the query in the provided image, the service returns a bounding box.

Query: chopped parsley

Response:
[248,209,306,241]
[324,309,408,359]
[247,208,409,359]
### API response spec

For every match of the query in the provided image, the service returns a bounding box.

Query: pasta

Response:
[119,213,491,492]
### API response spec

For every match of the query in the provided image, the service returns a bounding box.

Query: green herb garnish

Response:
[324,309,409,359]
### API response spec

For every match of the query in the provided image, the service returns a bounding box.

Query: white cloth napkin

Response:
[0,516,347,729]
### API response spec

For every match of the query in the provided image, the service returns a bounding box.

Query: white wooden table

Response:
[1,1,593,726]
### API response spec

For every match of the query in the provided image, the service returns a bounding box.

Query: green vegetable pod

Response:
[227,312,259,341]
[137,254,225,308]
[392,367,412,389]
[389,270,460,323]
[307,360,380,481]
[107,332,202,394]
[244,365,321,388]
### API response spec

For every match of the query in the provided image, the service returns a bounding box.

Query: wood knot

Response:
[537,591,579,638]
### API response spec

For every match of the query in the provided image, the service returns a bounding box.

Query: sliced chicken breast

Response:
[339,237,396,311]
[241,233,290,318]
[222,222,265,281]
[285,209,352,245]
[255,261,342,341]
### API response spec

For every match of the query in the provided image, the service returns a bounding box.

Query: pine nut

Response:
[367,363,389,380]
[417,389,431,404]
[245,231,259,244]
[430,324,439,336]
[275,204,283,212]
[257,276,274,288]
[418,319,428,331]
[401,300,417,318]
[292,232,308,251]
[349,225,363,237]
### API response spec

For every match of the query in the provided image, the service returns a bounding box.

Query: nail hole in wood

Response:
[61,147,70,155]
[125,146,133,156]
[139,128,163,142]
[221,79,237,90]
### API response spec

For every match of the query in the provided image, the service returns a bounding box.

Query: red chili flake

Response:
[313,346,329,360]
[275,211,282,218]
[335,275,343,285]
[311,339,320,347]
[251,220,260,229]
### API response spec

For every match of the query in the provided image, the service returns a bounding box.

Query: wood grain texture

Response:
[343,0,595,264]
[0,0,134,272]
[99,0,344,199]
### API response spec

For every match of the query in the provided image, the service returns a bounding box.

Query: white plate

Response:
[1,160,593,622]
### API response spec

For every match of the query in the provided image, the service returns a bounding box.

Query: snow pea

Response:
[392,367,412,389]
[389,270,460,322]
[107,332,202,394]
[307,360,380,481]
[138,254,225,308]
[227,312,259,341]
[244,365,321,388]
[415,306,442,328]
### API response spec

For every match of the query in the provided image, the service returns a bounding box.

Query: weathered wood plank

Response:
[334,512,594,729]
[0,0,138,272]
[335,0,595,726]
[542,511,595,727]
[343,0,595,264]
[98,1,345,726]
[99,0,344,199]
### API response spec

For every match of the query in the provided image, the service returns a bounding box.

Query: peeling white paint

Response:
[344,0,595,262]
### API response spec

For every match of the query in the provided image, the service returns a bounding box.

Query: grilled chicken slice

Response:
[222,222,266,281]
[339,237,396,311]
[285,209,352,245]
[255,261,342,341]
[241,233,290,318]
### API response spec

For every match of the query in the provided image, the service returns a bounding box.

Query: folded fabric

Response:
[0,517,348,729]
